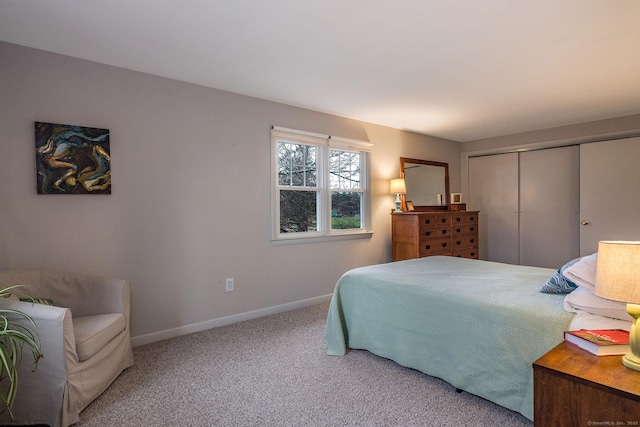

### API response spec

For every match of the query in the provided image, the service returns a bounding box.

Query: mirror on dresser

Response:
[399,157,450,211]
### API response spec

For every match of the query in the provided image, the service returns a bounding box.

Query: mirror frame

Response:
[399,157,450,211]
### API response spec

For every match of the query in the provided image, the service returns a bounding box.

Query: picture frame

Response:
[451,193,462,204]
[35,121,111,194]
[406,201,415,211]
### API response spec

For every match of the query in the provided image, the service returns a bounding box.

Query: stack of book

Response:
[564,329,630,356]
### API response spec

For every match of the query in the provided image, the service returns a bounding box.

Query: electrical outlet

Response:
[225,278,234,292]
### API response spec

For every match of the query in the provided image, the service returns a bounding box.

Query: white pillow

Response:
[569,310,631,332]
[563,252,597,292]
[564,286,630,321]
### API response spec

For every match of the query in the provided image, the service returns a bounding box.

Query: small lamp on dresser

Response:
[595,240,640,371]
[389,178,406,213]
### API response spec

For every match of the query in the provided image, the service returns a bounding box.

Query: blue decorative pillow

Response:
[540,257,580,294]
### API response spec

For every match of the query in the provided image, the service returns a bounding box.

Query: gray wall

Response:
[0,42,461,343]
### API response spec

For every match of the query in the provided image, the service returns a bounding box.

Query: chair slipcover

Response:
[0,270,134,427]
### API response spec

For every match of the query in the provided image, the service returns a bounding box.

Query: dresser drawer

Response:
[452,247,479,259]
[435,213,451,226]
[420,226,450,239]
[452,224,477,236]
[453,235,477,249]
[452,212,478,224]
[417,214,438,227]
[419,238,451,256]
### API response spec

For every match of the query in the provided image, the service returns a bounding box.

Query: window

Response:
[271,126,372,243]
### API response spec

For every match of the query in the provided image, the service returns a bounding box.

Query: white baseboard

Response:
[131,293,333,347]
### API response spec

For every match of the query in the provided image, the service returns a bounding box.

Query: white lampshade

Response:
[389,178,406,195]
[595,241,640,371]
[595,241,640,303]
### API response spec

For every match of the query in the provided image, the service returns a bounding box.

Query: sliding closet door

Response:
[580,137,640,255]
[519,146,580,268]
[468,153,519,264]
[468,146,579,267]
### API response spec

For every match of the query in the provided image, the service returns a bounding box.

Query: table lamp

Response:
[389,178,406,213]
[595,240,640,371]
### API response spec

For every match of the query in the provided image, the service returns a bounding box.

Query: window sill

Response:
[271,231,373,246]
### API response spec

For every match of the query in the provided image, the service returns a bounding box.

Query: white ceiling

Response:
[1,0,640,142]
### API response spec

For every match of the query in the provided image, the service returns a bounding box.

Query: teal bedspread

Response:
[325,256,574,420]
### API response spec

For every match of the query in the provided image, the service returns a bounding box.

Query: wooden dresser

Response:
[391,211,479,262]
[533,342,640,426]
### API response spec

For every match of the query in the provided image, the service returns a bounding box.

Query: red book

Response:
[564,329,630,356]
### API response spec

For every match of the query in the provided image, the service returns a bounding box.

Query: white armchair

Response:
[0,270,134,427]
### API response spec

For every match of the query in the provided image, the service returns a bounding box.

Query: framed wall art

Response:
[35,121,111,194]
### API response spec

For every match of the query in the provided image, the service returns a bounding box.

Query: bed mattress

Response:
[325,256,575,420]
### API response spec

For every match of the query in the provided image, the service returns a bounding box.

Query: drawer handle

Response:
[470,227,475,232]
[442,242,447,248]
[470,239,475,243]
[470,217,475,221]
[442,230,447,235]
[425,245,431,250]
[441,218,447,223]
[425,231,431,237]
[456,228,461,233]
[456,217,462,222]
[456,240,461,245]
[425,219,431,224]
[471,252,476,257]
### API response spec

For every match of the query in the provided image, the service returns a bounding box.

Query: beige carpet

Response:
[75,302,533,426]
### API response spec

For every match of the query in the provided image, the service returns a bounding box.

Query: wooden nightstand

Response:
[533,342,640,426]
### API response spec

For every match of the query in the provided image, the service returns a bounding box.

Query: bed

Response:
[325,256,630,420]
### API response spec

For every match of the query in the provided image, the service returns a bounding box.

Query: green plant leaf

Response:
[0,285,42,418]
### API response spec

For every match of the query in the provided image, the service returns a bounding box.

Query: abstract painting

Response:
[35,121,111,194]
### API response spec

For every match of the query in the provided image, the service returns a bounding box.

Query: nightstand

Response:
[533,342,640,426]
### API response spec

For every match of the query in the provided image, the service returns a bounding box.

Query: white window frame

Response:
[271,126,373,244]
